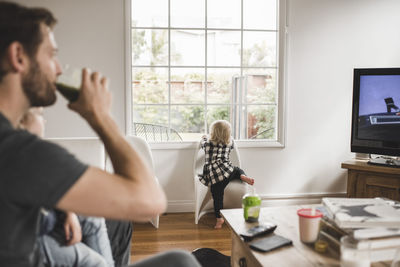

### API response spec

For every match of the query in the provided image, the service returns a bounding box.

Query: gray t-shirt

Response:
[0,113,88,267]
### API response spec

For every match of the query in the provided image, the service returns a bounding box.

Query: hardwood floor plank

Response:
[130,212,232,262]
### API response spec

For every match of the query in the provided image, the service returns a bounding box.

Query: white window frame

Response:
[124,0,287,149]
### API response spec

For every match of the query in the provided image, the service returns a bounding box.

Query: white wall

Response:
[17,0,400,211]
[16,0,126,137]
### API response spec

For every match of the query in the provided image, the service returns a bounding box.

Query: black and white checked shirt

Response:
[198,136,234,186]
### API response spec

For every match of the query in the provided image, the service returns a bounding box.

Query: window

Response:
[128,0,286,144]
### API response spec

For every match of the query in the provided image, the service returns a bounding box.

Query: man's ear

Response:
[6,42,29,73]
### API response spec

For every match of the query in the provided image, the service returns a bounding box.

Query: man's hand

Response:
[64,212,82,246]
[68,68,112,126]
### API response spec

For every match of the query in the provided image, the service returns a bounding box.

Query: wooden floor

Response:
[130,212,232,263]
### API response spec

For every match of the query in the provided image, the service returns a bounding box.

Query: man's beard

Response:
[22,59,57,107]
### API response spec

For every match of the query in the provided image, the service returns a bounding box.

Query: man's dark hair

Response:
[0,1,57,81]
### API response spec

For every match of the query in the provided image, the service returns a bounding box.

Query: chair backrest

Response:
[46,138,105,169]
[104,136,160,228]
[105,136,154,173]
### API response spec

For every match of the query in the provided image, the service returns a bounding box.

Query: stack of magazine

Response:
[319,197,400,262]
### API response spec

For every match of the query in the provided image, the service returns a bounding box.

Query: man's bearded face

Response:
[22,57,56,107]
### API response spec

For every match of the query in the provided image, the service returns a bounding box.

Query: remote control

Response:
[240,223,277,241]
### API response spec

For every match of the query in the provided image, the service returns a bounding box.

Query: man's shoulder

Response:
[0,123,50,152]
[0,124,75,172]
[0,120,34,149]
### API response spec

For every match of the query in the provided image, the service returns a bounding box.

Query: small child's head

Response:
[209,120,231,145]
[18,107,45,138]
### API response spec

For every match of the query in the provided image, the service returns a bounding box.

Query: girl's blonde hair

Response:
[210,120,231,145]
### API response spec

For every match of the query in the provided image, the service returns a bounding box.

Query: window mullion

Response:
[167,0,171,137]
[204,0,208,134]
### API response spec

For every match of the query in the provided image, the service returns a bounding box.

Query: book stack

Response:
[318,197,400,262]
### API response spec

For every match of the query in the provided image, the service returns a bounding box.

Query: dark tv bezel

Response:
[351,68,400,157]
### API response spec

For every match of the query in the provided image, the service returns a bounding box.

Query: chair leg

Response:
[150,215,159,228]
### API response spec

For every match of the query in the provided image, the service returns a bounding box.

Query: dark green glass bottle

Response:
[56,83,79,102]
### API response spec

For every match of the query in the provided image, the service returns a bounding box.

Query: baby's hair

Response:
[210,120,231,145]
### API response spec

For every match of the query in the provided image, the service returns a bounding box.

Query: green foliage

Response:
[150,30,167,66]
[249,106,275,139]
[175,106,205,132]
[207,106,230,126]
[242,40,275,67]
[133,106,168,126]
[132,27,146,62]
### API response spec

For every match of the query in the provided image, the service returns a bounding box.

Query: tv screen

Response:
[351,68,400,167]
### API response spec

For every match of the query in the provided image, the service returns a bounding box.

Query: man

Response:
[0,2,200,267]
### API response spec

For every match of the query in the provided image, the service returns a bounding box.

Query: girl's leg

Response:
[229,167,254,185]
[240,174,254,185]
[210,179,229,228]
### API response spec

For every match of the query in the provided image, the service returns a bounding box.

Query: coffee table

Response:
[221,205,392,267]
[221,205,339,267]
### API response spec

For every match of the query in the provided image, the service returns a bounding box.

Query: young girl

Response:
[199,120,254,229]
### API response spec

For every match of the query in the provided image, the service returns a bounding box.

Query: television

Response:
[351,68,400,168]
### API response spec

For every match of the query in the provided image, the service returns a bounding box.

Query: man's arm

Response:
[56,69,166,221]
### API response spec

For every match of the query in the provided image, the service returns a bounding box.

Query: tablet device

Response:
[249,234,292,252]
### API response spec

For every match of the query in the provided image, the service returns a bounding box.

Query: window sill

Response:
[147,140,285,150]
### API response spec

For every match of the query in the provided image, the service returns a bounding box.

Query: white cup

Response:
[297,208,323,243]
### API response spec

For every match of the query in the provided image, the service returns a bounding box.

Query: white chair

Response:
[46,138,105,169]
[193,142,248,224]
[105,136,160,229]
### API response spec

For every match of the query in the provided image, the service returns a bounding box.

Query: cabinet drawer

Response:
[364,175,400,200]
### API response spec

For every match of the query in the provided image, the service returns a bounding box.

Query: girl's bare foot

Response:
[215,218,225,229]
[240,175,254,185]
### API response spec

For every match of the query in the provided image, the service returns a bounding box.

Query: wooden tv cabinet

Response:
[342,160,400,201]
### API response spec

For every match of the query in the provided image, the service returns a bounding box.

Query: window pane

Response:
[132,68,168,104]
[171,68,205,104]
[243,69,277,104]
[207,105,231,130]
[242,31,277,67]
[246,105,276,140]
[171,0,205,28]
[243,0,277,30]
[132,0,168,27]
[171,30,205,66]
[132,29,168,66]
[133,105,169,125]
[208,0,241,29]
[207,68,240,104]
[170,105,205,140]
[133,105,183,141]
[207,31,241,66]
